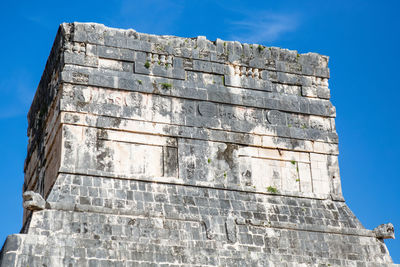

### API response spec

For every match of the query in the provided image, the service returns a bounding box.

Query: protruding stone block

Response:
[22,191,45,211]
[374,223,395,239]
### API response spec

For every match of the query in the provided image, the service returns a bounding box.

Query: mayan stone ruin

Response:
[0,22,398,266]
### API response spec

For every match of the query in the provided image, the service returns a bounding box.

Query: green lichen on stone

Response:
[267,186,278,193]
[161,83,172,89]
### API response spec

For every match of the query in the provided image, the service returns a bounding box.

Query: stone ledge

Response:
[57,169,338,201]
[2,233,398,267]
[60,112,339,153]
[66,22,330,78]
[27,202,380,239]
[60,66,336,117]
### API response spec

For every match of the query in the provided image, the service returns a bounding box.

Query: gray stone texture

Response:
[0,22,397,266]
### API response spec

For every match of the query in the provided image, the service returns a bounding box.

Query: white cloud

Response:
[227,12,300,44]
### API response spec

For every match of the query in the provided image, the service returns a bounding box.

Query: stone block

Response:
[23,191,46,211]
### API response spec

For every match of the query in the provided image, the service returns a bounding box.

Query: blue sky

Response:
[1,0,399,262]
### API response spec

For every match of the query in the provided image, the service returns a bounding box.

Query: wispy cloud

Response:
[115,0,185,35]
[227,12,300,44]
[0,71,35,119]
[25,15,54,30]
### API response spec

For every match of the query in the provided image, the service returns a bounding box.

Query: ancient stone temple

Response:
[0,22,397,266]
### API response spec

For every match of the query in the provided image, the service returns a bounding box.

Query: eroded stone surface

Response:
[22,191,46,211]
[0,22,397,266]
[374,223,396,240]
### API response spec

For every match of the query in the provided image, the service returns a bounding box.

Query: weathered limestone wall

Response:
[0,22,397,266]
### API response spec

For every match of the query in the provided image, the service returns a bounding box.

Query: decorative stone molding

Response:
[230,64,262,79]
[64,42,86,54]
[374,223,395,239]
[146,52,173,67]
